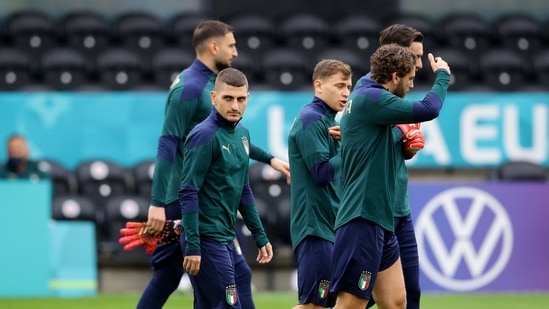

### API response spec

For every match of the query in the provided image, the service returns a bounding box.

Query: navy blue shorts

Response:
[295,236,336,308]
[330,218,400,300]
[188,238,241,309]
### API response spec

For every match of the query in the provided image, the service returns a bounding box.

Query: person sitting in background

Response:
[0,134,48,180]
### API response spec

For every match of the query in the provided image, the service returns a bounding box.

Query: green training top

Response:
[288,97,341,250]
[336,70,450,232]
[180,109,269,255]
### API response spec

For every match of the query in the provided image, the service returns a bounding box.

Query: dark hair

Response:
[370,43,416,84]
[192,20,233,50]
[379,24,424,47]
[312,59,352,81]
[215,68,248,89]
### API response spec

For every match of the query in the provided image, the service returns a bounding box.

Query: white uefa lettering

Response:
[416,187,513,291]
[504,104,547,163]
[461,104,500,164]
[267,105,289,161]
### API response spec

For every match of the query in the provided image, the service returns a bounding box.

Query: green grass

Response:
[0,292,548,308]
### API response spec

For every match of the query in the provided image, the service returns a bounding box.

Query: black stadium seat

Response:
[5,10,56,55]
[113,11,165,56]
[95,48,144,90]
[333,15,382,56]
[278,14,331,55]
[228,14,276,54]
[59,11,111,56]
[0,48,34,90]
[478,48,528,91]
[52,195,97,222]
[262,48,310,90]
[151,48,194,87]
[436,12,491,54]
[40,47,90,90]
[37,159,77,198]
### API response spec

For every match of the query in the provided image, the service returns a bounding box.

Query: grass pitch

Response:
[0,292,548,308]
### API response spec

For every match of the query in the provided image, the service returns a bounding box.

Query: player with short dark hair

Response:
[330,44,451,309]
[288,59,352,309]
[137,20,289,309]
[180,67,273,308]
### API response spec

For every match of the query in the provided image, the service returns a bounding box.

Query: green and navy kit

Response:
[151,59,273,207]
[179,109,269,256]
[288,97,341,250]
[337,69,450,232]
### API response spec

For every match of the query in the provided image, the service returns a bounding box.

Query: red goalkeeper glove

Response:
[395,123,425,159]
[119,220,181,254]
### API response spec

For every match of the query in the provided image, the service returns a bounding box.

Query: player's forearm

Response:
[249,143,273,164]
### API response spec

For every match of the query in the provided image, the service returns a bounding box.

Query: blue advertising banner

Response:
[0,91,547,168]
[409,182,549,292]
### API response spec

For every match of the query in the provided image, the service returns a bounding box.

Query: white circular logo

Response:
[416,186,513,291]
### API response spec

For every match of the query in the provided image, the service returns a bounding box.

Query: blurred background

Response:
[0,0,548,300]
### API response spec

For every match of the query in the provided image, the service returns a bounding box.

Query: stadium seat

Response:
[169,13,207,52]
[277,14,331,55]
[151,47,194,87]
[333,15,382,56]
[436,12,491,54]
[37,159,77,198]
[533,50,549,86]
[52,195,97,222]
[100,194,150,265]
[5,10,56,56]
[248,162,291,246]
[0,48,34,90]
[76,159,132,206]
[40,47,90,90]
[312,48,368,84]
[493,13,542,55]
[231,50,262,85]
[478,49,528,91]
[228,14,276,53]
[113,11,165,56]
[492,161,547,181]
[262,48,310,90]
[94,48,144,90]
[431,48,475,91]
[59,11,111,56]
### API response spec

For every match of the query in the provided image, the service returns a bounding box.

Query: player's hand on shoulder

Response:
[147,205,166,235]
[427,53,451,75]
[257,242,273,264]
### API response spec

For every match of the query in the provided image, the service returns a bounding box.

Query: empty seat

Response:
[95,48,144,90]
[151,48,194,87]
[312,48,368,83]
[436,12,491,53]
[76,159,132,206]
[37,159,77,198]
[479,49,528,91]
[278,14,331,55]
[52,195,96,221]
[5,10,56,55]
[493,161,546,181]
[494,13,542,54]
[431,48,475,90]
[262,48,309,90]
[533,50,549,85]
[333,15,382,56]
[113,11,165,56]
[40,47,89,90]
[248,162,291,246]
[228,14,276,53]
[59,11,111,56]
[0,48,34,90]
[231,51,262,84]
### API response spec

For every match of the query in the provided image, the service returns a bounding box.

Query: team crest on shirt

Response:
[226,284,238,306]
[318,280,330,299]
[358,271,372,290]
[241,136,249,156]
